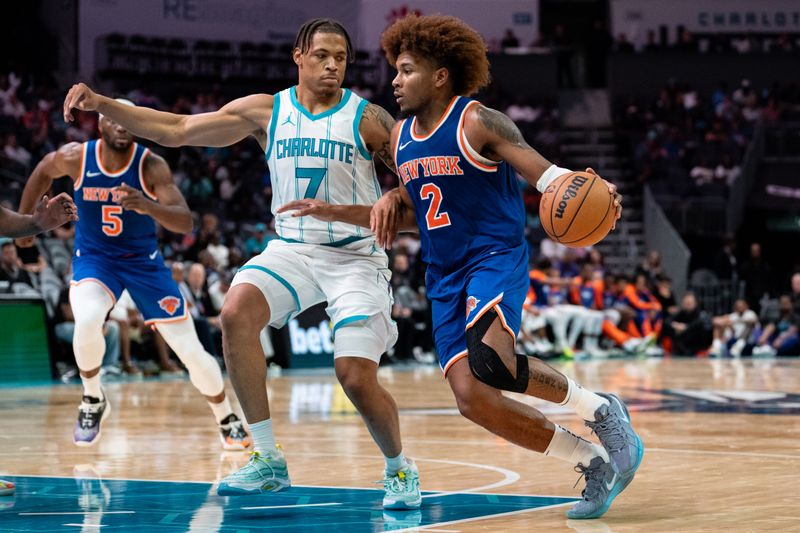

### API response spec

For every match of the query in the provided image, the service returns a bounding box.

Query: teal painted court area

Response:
[0,476,576,532]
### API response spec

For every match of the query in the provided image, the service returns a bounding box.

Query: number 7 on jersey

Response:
[420,183,451,229]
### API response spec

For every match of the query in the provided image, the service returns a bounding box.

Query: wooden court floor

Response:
[1,357,799,532]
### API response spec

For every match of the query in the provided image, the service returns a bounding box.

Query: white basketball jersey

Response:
[266,87,381,245]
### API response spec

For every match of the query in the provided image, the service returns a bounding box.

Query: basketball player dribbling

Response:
[18,99,251,450]
[63,19,421,510]
[288,15,644,519]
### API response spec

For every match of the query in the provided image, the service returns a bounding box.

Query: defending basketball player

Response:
[18,101,251,450]
[62,19,420,510]
[288,15,643,519]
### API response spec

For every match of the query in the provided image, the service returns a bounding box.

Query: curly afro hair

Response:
[380,14,490,97]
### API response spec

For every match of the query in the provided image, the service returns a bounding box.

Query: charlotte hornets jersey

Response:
[265,87,381,245]
[394,96,525,273]
[73,140,157,258]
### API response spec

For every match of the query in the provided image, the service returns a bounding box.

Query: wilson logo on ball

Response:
[554,174,589,219]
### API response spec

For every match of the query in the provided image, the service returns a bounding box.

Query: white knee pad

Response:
[70,281,114,371]
[334,314,394,364]
[156,318,224,397]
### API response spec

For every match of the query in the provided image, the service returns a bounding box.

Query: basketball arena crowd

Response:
[2,30,800,378]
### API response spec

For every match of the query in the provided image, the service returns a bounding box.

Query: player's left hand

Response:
[585,167,622,230]
[277,199,339,222]
[114,183,152,215]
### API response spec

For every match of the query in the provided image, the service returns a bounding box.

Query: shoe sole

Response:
[383,497,422,510]
[0,488,14,496]
[74,400,111,447]
[217,479,291,496]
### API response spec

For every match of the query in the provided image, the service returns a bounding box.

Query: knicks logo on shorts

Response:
[158,296,181,316]
[466,296,480,318]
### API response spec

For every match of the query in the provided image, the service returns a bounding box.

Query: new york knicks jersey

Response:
[73,140,157,258]
[265,87,381,245]
[394,96,525,273]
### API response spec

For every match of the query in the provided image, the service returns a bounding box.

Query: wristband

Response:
[536,164,572,193]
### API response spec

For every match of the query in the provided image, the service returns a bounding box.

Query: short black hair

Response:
[294,18,354,63]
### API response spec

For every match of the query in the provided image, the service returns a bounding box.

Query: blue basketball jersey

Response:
[394,96,526,274]
[73,140,157,258]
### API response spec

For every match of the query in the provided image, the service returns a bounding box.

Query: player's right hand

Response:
[63,83,101,122]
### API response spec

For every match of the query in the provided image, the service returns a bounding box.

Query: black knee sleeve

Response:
[466,310,529,393]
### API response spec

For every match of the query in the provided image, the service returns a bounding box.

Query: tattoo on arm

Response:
[363,103,397,173]
[477,105,533,150]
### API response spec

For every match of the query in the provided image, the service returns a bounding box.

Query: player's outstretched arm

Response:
[64,83,272,149]
[114,153,192,233]
[1,194,78,238]
[464,104,622,224]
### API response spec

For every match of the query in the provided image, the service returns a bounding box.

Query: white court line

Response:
[63,524,104,528]
[20,511,135,516]
[241,502,342,510]
[394,501,575,533]
[288,451,520,497]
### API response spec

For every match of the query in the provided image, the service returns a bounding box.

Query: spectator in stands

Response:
[712,236,738,282]
[654,275,678,316]
[585,20,613,87]
[791,273,800,315]
[244,222,276,258]
[740,242,773,314]
[636,250,664,287]
[663,292,712,355]
[613,33,635,54]
[176,262,219,357]
[500,29,520,51]
[714,154,741,185]
[3,134,31,168]
[752,294,799,356]
[643,30,661,53]
[390,252,430,363]
[710,298,758,357]
[0,239,36,294]
[689,155,715,187]
[676,29,698,53]
[587,249,605,276]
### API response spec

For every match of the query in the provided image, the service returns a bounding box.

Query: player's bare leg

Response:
[456,311,644,518]
[335,356,420,510]
[334,357,402,457]
[217,284,289,495]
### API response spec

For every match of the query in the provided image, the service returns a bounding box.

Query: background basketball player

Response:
[63,19,420,510]
[18,99,250,450]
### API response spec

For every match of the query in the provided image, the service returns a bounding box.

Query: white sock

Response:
[81,374,103,400]
[208,396,233,424]
[545,424,609,465]
[560,376,609,421]
[249,419,277,454]
[385,451,408,473]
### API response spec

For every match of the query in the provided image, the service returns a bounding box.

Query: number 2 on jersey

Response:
[102,205,123,236]
[295,167,327,199]
[420,183,451,229]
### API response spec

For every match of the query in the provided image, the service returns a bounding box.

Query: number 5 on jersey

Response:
[420,183,451,230]
[102,205,123,236]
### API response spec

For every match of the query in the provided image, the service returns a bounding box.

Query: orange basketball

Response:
[539,171,615,248]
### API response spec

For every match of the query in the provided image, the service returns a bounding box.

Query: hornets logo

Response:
[158,296,181,316]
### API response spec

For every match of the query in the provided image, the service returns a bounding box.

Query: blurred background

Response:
[2,0,799,383]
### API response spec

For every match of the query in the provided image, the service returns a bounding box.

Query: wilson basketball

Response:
[539,171,615,248]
